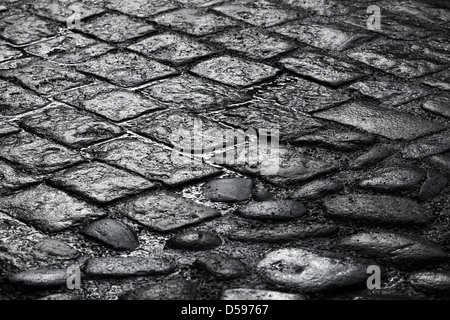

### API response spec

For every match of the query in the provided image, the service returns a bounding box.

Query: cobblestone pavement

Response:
[1,0,450,300]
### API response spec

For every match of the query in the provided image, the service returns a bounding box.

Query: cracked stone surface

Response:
[2,0,450,302]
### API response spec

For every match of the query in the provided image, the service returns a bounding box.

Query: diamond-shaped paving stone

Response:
[128,32,216,65]
[292,129,376,151]
[402,130,450,159]
[191,56,279,87]
[0,132,84,174]
[19,104,122,148]
[422,68,450,91]
[75,52,176,87]
[204,104,323,142]
[280,51,369,86]
[32,0,105,22]
[0,212,79,272]
[314,102,445,141]
[290,179,344,200]
[0,44,22,63]
[209,28,297,60]
[254,75,351,113]
[177,0,223,7]
[422,94,450,118]
[0,60,90,95]
[272,21,371,51]
[347,40,446,79]
[54,82,166,122]
[0,184,106,232]
[25,32,113,64]
[358,166,426,191]
[0,160,39,195]
[152,8,239,36]
[229,144,339,185]
[50,162,155,204]
[106,0,178,17]
[76,13,156,43]
[0,79,48,116]
[0,120,19,136]
[349,79,429,107]
[214,1,301,27]
[348,145,396,170]
[0,13,59,45]
[114,193,221,232]
[88,136,222,186]
[282,0,349,16]
[323,194,430,225]
[142,74,249,111]
[126,110,233,151]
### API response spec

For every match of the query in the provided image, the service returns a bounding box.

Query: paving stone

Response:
[166,231,222,250]
[347,40,446,79]
[254,75,351,113]
[281,51,369,86]
[257,248,368,292]
[19,104,123,148]
[191,56,280,87]
[204,104,323,142]
[129,32,216,66]
[0,57,35,71]
[348,80,429,107]
[282,0,349,16]
[203,178,253,203]
[416,36,450,63]
[0,120,19,136]
[323,194,430,225]
[348,145,395,169]
[152,8,239,36]
[50,162,155,204]
[237,200,307,221]
[89,136,222,186]
[430,153,450,172]
[76,13,156,43]
[290,180,344,200]
[292,129,376,151]
[127,110,233,151]
[0,79,48,116]
[114,193,221,233]
[253,188,276,201]
[221,288,307,300]
[229,224,339,243]
[194,253,247,280]
[0,184,106,232]
[213,2,300,27]
[381,1,450,25]
[422,94,450,118]
[0,212,79,271]
[0,44,22,62]
[230,145,339,186]
[1,60,90,95]
[142,74,249,112]
[0,132,84,174]
[177,0,223,7]
[272,21,371,52]
[423,68,450,91]
[358,166,426,192]
[25,32,113,64]
[6,269,67,288]
[55,82,166,122]
[314,102,445,141]
[106,0,178,17]
[32,0,105,22]
[401,130,450,159]
[119,279,197,300]
[75,51,177,88]
[209,28,296,60]
[338,232,447,264]
[82,218,139,251]
[0,160,39,195]
[0,13,59,45]
[418,171,448,202]
[409,272,450,293]
[83,256,175,277]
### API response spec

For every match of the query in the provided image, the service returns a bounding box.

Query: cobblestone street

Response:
[1,0,450,300]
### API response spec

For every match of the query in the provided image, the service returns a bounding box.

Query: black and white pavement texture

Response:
[1,0,450,300]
